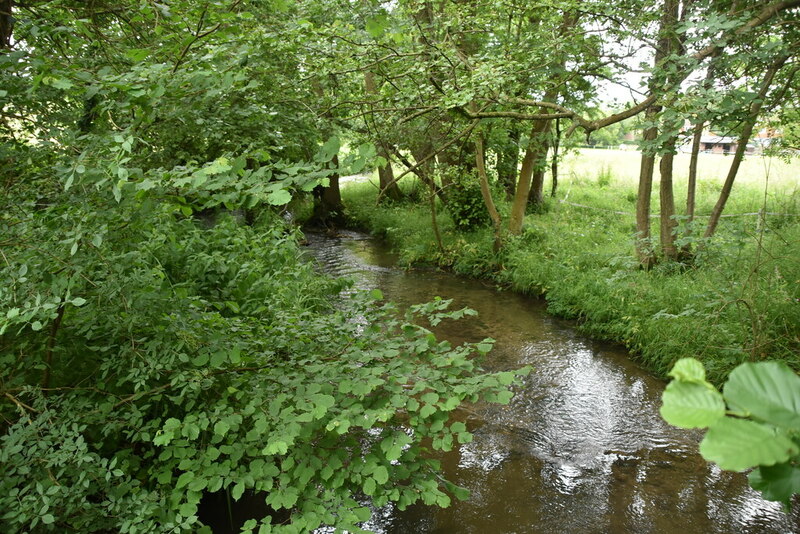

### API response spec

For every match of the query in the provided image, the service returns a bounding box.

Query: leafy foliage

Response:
[661,358,800,509]
[0,1,527,531]
[443,168,490,231]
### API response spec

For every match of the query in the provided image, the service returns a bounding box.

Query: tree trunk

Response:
[528,120,552,208]
[364,69,403,202]
[635,0,678,267]
[686,121,703,222]
[551,118,561,197]
[312,154,344,227]
[0,0,12,49]
[636,119,658,268]
[496,126,520,199]
[704,58,787,239]
[376,145,403,202]
[508,114,550,235]
[508,118,550,235]
[475,128,503,251]
[659,138,678,260]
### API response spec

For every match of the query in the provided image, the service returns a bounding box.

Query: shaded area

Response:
[306,230,799,534]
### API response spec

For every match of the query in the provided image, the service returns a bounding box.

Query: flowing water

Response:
[305,230,799,534]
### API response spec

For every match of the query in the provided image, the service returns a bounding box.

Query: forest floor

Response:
[338,149,800,384]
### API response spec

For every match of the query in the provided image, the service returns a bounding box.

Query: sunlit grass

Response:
[559,148,800,192]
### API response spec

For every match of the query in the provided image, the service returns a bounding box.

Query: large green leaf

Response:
[723,362,800,429]
[748,463,800,507]
[699,417,799,471]
[668,357,708,384]
[266,189,292,206]
[660,380,725,429]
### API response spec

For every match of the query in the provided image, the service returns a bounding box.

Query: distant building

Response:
[700,134,756,155]
[678,132,756,155]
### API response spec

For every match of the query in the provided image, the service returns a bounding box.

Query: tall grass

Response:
[339,151,800,384]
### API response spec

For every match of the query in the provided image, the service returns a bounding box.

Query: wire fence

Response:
[558,200,800,219]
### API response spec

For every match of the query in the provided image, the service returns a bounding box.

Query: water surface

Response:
[306,230,799,534]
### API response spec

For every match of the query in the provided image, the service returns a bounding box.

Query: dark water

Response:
[305,230,799,534]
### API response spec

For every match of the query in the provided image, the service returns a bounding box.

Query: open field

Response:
[560,148,800,190]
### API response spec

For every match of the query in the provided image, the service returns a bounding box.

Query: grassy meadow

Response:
[339,149,800,384]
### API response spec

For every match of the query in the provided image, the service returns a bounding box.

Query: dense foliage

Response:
[0,1,529,531]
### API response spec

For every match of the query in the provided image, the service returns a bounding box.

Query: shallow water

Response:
[305,230,799,534]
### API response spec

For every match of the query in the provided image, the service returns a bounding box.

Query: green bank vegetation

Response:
[341,153,800,385]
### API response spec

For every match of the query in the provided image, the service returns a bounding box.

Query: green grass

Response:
[340,150,800,384]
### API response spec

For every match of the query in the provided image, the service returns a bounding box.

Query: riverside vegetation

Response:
[341,162,800,386]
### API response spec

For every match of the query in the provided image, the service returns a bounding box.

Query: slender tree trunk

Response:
[551,118,561,197]
[496,126,520,199]
[528,119,553,207]
[42,302,66,392]
[429,182,444,253]
[312,154,344,226]
[635,0,678,267]
[636,118,658,268]
[376,147,402,201]
[704,58,787,239]
[659,138,679,260]
[508,118,550,235]
[475,127,503,251]
[686,121,703,222]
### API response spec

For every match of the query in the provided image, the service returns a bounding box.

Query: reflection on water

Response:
[305,231,799,534]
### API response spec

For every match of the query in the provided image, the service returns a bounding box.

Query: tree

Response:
[0,2,526,531]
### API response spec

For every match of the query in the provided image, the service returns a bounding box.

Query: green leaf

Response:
[660,380,725,429]
[41,514,55,525]
[363,477,376,496]
[723,362,800,429]
[179,502,197,517]
[49,77,73,90]
[192,353,209,366]
[373,465,389,485]
[353,506,372,522]
[204,157,232,175]
[699,417,799,471]
[318,136,340,162]
[668,357,708,384]
[176,471,194,489]
[71,297,87,307]
[231,482,245,501]
[266,189,292,206]
[748,463,800,507]
[210,351,226,367]
[214,420,230,437]
[496,390,513,404]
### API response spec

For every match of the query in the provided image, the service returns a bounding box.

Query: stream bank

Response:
[339,186,800,384]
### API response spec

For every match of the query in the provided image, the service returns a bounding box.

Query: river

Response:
[305,230,799,534]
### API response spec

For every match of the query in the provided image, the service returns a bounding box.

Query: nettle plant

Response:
[661,358,800,508]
